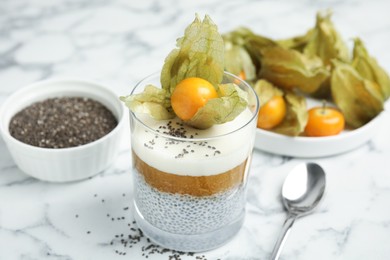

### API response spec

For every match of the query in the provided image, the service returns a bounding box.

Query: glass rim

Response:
[130,71,260,142]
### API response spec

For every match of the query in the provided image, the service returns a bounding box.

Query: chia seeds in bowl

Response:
[9,97,118,149]
[0,78,126,182]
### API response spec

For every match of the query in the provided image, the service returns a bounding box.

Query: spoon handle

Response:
[270,213,297,260]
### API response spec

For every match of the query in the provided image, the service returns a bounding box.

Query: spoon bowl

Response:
[271,162,326,260]
[282,163,326,215]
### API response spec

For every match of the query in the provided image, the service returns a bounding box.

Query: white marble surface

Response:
[1,0,390,259]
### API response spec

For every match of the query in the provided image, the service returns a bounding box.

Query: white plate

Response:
[254,99,389,158]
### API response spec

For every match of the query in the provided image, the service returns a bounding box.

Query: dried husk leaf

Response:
[120,85,174,120]
[310,74,331,100]
[161,14,224,95]
[223,27,256,46]
[331,60,383,128]
[303,11,349,66]
[352,38,390,100]
[253,79,284,106]
[243,33,278,73]
[224,43,256,81]
[223,27,267,82]
[253,80,307,136]
[272,93,308,136]
[186,83,248,129]
[277,29,314,52]
[259,46,330,94]
[122,15,249,129]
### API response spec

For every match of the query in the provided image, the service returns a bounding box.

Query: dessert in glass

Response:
[129,72,258,251]
[121,15,259,251]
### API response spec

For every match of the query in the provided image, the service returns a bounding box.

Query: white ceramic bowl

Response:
[255,98,390,158]
[0,78,126,182]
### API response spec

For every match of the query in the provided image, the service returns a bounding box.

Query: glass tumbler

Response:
[130,72,259,252]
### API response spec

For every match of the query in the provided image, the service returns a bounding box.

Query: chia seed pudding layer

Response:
[133,168,246,235]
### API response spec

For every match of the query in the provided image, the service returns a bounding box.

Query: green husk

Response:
[243,33,278,74]
[161,14,224,95]
[121,14,248,129]
[186,83,248,129]
[224,44,256,81]
[331,60,383,128]
[223,28,277,81]
[120,85,174,120]
[259,46,330,94]
[352,38,390,100]
[303,11,349,66]
[223,27,257,81]
[277,29,314,52]
[272,93,308,136]
[253,79,307,136]
[253,79,283,106]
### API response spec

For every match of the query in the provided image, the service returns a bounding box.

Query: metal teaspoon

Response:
[270,163,326,260]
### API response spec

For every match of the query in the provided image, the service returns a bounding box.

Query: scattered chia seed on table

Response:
[9,97,118,148]
[72,191,211,259]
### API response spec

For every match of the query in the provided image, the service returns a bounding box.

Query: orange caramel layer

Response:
[132,151,247,196]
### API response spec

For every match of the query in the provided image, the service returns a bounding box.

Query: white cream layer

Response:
[131,108,256,176]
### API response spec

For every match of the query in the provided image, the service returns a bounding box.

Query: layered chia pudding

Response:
[128,73,259,252]
[122,15,259,251]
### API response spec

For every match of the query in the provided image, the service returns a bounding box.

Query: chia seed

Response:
[9,97,118,148]
[79,190,211,259]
